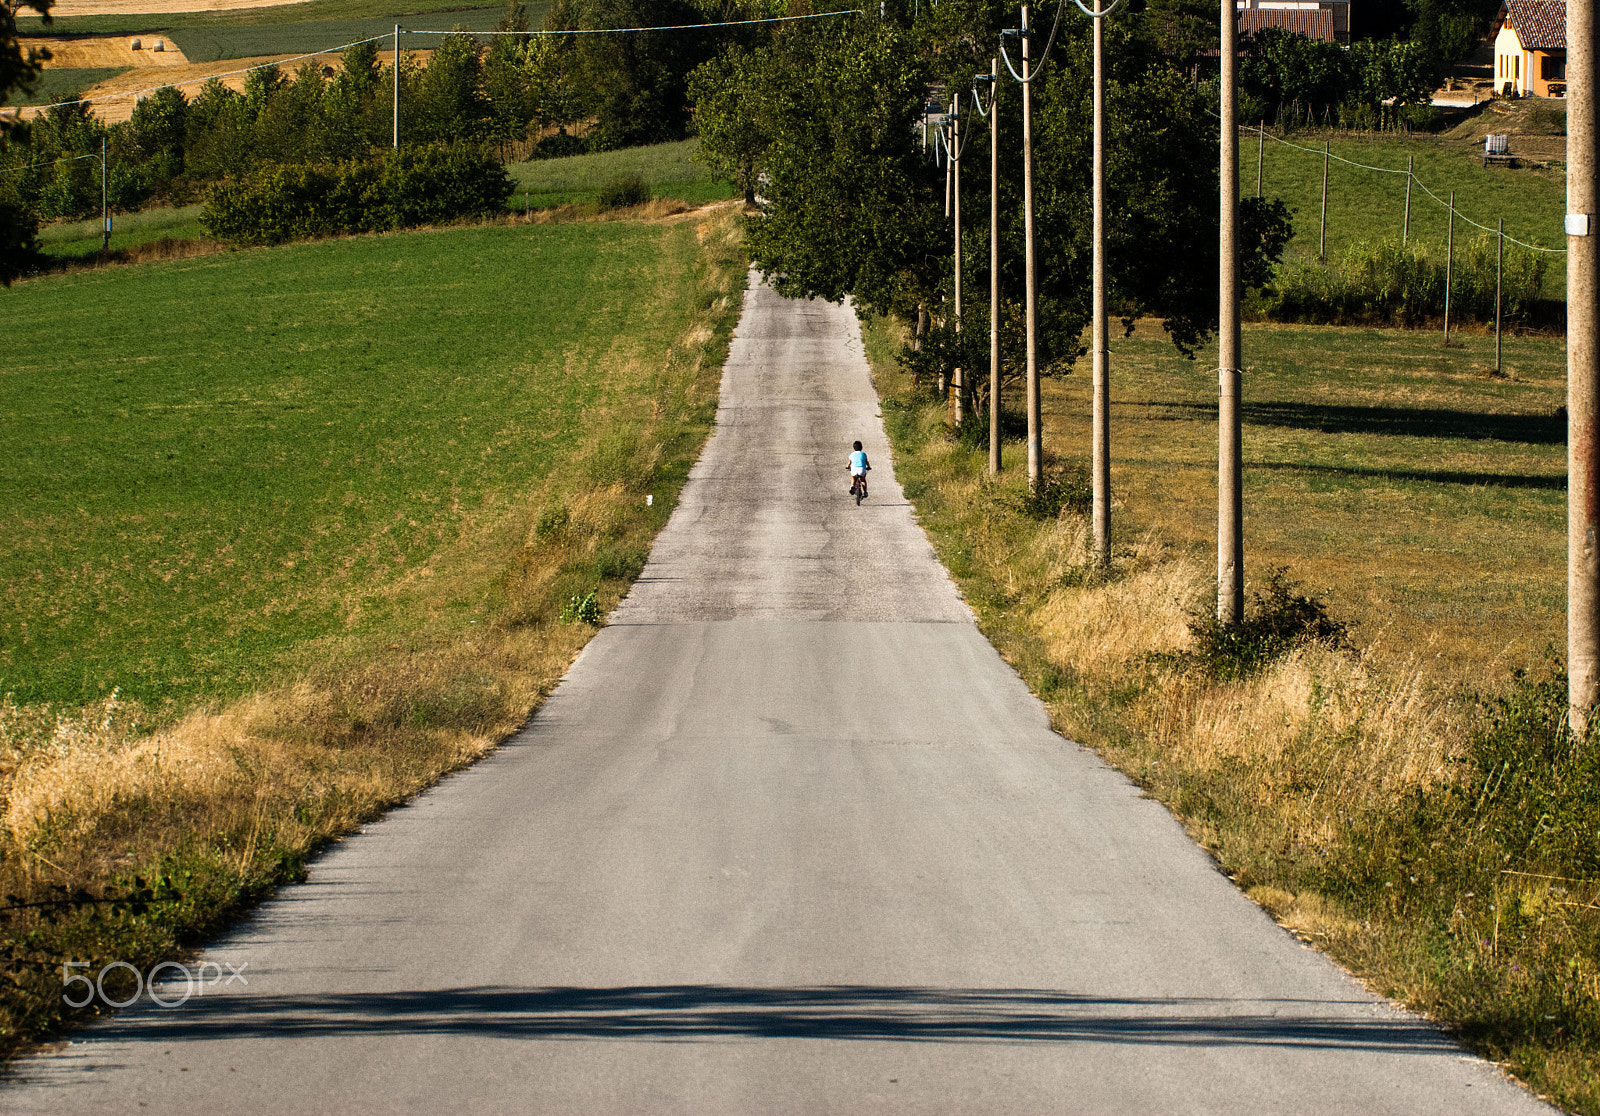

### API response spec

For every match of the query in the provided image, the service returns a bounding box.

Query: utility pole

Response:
[990,58,1002,476]
[1089,0,1112,567]
[1496,217,1504,375]
[393,24,401,149]
[1256,122,1264,198]
[100,135,109,253]
[1444,190,1455,345]
[1569,0,1598,731]
[1319,140,1329,260]
[1218,0,1243,624]
[1022,5,1041,491]
[952,98,965,426]
[1403,154,1413,246]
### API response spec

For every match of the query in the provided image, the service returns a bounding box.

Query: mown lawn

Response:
[37,202,206,259]
[2,217,697,708]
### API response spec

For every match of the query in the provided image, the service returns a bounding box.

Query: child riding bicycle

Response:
[848,441,870,500]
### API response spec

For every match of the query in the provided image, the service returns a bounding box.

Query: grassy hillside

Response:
[169,10,512,65]
[506,138,735,209]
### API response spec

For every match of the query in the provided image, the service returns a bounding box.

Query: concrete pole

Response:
[1091,7,1110,567]
[1444,191,1455,345]
[1319,140,1329,260]
[393,25,401,149]
[1218,0,1243,624]
[990,58,1002,476]
[1496,217,1504,375]
[1569,0,1599,730]
[1023,4,1042,492]
[1401,153,1414,244]
[953,102,965,426]
[1256,122,1264,198]
[100,135,108,252]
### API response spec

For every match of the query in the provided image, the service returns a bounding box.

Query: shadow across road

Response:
[113,985,1457,1054]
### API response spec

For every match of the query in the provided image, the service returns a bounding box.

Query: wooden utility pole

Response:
[100,136,109,252]
[1570,0,1599,730]
[1022,4,1041,492]
[990,58,1002,475]
[1090,3,1110,566]
[1218,0,1243,624]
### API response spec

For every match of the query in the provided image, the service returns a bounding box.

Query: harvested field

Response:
[22,35,190,67]
[48,0,313,16]
[15,46,429,122]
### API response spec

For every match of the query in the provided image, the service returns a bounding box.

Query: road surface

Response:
[5,276,1553,1113]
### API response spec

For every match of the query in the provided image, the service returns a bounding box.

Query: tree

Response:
[688,45,769,204]
[0,0,52,283]
[412,31,489,143]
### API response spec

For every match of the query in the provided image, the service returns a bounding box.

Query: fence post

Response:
[1403,155,1413,246]
[1444,190,1455,345]
[1496,217,1505,374]
[1319,141,1329,260]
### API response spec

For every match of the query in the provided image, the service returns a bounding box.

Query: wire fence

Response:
[1254,126,1565,257]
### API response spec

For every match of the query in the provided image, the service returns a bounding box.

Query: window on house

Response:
[1542,55,1566,81]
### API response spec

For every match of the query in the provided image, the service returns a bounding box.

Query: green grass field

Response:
[506,138,735,209]
[10,66,129,106]
[1,217,703,708]
[1248,129,1567,293]
[169,11,512,64]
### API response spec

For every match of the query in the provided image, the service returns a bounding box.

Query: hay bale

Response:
[130,37,141,50]
[151,39,164,52]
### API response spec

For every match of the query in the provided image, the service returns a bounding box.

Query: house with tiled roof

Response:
[1235,0,1350,46]
[1493,0,1567,96]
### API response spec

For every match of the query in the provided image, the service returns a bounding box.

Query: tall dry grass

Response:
[0,205,747,1058]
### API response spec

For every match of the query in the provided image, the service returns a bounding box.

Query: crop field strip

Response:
[13,0,542,36]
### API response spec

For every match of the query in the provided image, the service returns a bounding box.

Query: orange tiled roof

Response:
[1239,8,1336,43]
[1497,0,1567,51]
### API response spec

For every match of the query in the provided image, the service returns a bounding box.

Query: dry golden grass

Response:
[867,310,1598,1111]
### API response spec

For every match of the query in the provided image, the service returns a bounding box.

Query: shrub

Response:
[597,173,650,210]
[200,145,513,246]
[559,590,601,625]
[1174,568,1351,680]
[1015,463,1092,520]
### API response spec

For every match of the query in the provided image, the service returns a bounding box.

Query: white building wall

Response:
[1494,24,1531,94]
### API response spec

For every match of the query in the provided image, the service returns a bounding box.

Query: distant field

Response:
[16,0,532,36]
[1248,128,1567,293]
[168,10,505,63]
[10,65,129,105]
[507,139,736,209]
[0,218,703,707]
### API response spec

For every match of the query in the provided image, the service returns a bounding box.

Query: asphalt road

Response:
[6,276,1554,1114]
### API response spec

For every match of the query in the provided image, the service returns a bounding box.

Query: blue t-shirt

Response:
[849,450,869,473]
